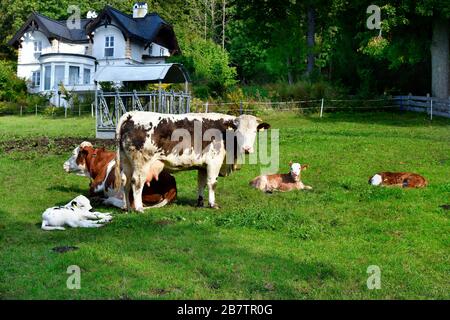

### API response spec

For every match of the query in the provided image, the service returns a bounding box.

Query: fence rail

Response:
[394,94,450,119]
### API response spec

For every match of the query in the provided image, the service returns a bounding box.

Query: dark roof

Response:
[8,5,180,54]
[8,12,91,46]
[86,5,180,54]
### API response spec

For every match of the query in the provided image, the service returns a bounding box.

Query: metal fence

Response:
[96,89,191,138]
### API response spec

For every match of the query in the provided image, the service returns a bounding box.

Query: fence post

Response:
[65,106,67,118]
[20,106,23,116]
[205,101,209,113]
[79,104,81,117]
[91,103,94,118]
[407,93,412,109]
[426,93,430,119]
[430,96,433,120]
[35,104,38,116]
[320,98,324,118]
[240,101,243,115]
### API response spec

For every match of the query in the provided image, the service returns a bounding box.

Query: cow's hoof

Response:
[135,207,145,213]
[197,197,204,208]
[209,204,220,209]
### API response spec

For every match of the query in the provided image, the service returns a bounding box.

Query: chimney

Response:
[86,10,97,19]
[133,2,148,18]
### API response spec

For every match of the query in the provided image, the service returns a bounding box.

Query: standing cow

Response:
[115,112,270,212]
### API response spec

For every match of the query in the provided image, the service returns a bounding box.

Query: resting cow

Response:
[369,172,428,188]
[41,195,112,231]
[115,112,270,212]
[250,161,312,193]
[64,141,177,209]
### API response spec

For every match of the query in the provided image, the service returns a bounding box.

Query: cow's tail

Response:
[113,115,125,191]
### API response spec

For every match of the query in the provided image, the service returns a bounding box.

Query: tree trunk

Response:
[306,6,316,76]
[222,0,226,49]
[287,56,293,85]
[431,17,449,99]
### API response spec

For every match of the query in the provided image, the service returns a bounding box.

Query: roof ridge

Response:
[33,12,68,28]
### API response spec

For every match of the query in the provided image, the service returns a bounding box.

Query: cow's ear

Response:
[288,161,293,167]
[301,164,309,171]
[257,122,271,131]
[226,121,237,130]
[80,147,89,157]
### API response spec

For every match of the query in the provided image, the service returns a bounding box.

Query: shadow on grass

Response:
[46,185,87,195]
[0,216,342,299]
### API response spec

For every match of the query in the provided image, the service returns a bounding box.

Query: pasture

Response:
[0,111,449,299]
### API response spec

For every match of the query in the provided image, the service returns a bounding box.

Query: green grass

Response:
[0,112,449,299]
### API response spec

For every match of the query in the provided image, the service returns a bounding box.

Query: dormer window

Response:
[33,41,42,59]
[105,36,114,57]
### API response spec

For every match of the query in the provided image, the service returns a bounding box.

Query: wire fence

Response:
[0,104,95,118]
[189,98,401,116]
[1,96,448,119]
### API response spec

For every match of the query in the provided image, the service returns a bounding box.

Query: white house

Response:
[8,3,183,106]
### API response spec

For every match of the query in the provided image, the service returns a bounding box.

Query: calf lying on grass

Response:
[41,195,112,231]
[250,162,312,193]
[64,141,177,209]
[369,172,428,188]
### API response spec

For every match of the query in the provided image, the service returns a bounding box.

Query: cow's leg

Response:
[197,169,207,207]
[206,165,221,209]
[131,171,146,213]
[121,158,133,212]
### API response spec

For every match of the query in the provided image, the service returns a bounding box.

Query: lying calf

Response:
[250,162,312,193]
[41,195,112,231]
[369,172,428,188]
[64,142,177,209]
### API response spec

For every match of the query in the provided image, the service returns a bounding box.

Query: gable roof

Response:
[86,5,180,54]
[8,12,91,46]
[8,5,181,55]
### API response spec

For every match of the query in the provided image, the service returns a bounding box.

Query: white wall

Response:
[92,25,126,64]
[56,41,87,55]
[131,42,144,63]
[19,31,51,65]
[149,42,170,57]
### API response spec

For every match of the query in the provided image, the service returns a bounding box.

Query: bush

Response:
[0,60,28,103]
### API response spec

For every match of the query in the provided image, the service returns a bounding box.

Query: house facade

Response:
[8,3,181,104]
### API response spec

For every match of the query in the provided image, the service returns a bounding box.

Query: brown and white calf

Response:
[369,172,428,188]
[250,162,312,192]
[64,141,177,209]
[116,111,271,212]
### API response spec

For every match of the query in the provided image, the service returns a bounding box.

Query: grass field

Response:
[0,111,449,299]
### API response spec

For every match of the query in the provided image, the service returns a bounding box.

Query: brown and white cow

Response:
[250,161,312,193]
[115,111,270,212]
[369,172,428,188]
[64,141,177,209]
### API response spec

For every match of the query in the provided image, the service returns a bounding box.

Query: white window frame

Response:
[44,65,51,91]
[32,71,41,87]
[34,41,42,59]
[69,65,80,86]
[83,68,91,85]
[104,35,115,57]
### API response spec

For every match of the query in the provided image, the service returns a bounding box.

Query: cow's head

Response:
[67,195,92,211]
[289,161,308,182]
[63,141,93,177]
[369,173,383,186]
[233,115,270,154]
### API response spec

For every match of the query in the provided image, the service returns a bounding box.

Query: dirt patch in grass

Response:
[52,246,79,253]
[0,137,115,155]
